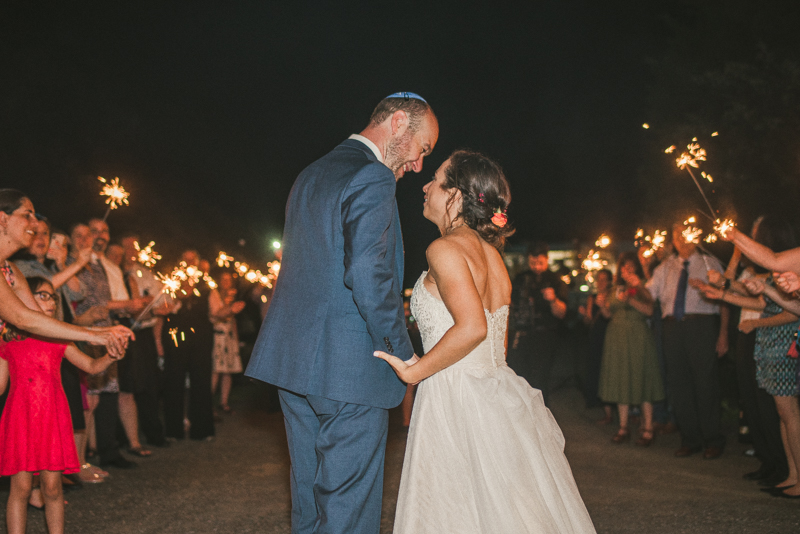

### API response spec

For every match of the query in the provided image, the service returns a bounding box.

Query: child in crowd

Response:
[0,277,123,534]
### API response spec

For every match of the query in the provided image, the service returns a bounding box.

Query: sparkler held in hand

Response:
[98,176,130,221]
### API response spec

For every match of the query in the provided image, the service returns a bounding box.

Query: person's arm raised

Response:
[375,239,487,383]
[726,227,800,273]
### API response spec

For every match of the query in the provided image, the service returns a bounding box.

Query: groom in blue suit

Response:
[246,93,438,534]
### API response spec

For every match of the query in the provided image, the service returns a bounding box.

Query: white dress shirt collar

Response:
[348,134,384,163]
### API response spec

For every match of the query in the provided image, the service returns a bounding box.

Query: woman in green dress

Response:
[599,252,664,446]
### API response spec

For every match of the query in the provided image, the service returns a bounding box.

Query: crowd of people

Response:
[507,217,800,501]
[3,180,800,533]
[0,189,273,533]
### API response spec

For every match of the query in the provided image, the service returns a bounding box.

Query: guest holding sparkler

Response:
[11,215,89,322]
[120,235,169,447]
[598,253,663,445]
[209,270,246,414]
[11,218,98,486]
[694,216,797,493]
[646,223,729,459]
[0,190,131,362]
[75,218,150,469]
[161,249,215,441]
[579,269,614,423]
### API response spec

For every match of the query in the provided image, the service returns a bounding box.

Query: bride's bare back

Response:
[424,226,511,315]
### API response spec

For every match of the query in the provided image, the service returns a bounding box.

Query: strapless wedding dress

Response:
[393,273,596,534]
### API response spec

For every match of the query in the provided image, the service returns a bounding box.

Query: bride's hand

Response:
[374,351,421,385]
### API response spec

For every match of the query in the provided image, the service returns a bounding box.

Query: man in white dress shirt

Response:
[646,224,729,459]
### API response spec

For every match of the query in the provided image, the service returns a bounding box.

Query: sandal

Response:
[127,446,152,458]
[611,428,630,444]
[79,464,106,483]
[636,429,655,447]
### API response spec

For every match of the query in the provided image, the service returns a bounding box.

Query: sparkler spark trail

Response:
[98,176,130,221]
[134,241,161,268]
[169,327,179,347]
[669,140,717,220]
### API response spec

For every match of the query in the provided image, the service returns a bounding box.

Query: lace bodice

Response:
[410,272,509,370]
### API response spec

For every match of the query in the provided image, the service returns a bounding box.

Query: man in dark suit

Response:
[246,93,438,534]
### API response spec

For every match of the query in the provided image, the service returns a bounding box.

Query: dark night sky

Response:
[2,2,676,283]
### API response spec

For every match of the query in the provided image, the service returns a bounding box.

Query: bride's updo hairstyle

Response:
[443,150,514,250]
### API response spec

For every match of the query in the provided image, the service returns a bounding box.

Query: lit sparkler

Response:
[98,176,130,221]
[581,250,607,272]
[705,218,736,243]
[134,241,161,268]
[668,140,716,220]
[681,217,703,244]
[635,228,667,258]
[595,234,611,249]
[157,272,182,298]
[216,252,234,268]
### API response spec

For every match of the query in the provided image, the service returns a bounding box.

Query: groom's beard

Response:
[384,131,413,178]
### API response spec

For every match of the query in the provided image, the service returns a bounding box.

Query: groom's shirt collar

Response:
[348,134,384,163]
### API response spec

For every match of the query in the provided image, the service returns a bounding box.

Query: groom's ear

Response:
[390,110,409,137]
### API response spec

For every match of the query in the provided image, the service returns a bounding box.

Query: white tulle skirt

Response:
[393,362,596,534]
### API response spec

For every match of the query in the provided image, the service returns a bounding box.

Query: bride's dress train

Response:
[393,273,596,534]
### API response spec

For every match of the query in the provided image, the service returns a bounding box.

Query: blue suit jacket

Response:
[245,139,412,409]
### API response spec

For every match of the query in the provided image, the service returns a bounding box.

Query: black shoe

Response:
[100,456,137,469]
[759,473,790,487]
[743,466,774,481]
[760,484,794,495]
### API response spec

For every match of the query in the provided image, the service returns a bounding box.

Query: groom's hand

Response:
[374,351,422,385]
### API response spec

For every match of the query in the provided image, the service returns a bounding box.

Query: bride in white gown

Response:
[375,150,596,534]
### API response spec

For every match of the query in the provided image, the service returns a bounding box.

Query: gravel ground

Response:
[3,376,800,533]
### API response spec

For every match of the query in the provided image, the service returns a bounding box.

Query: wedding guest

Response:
[120,235,168,447]
[646,224,729,459]
[0,190,131,365]
[209,270,246,413]
[598,253,663,446]
[75,218,148,469]
[639,239,677,434]
[579,269,613,423]
[508,241,568,405]
[702,217,792,486]
[0,276,124,534]
[11,219,96,485]
[162,249,215,441]
[11,216,89,322]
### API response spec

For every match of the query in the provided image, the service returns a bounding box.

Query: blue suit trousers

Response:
[279,389,389,534]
